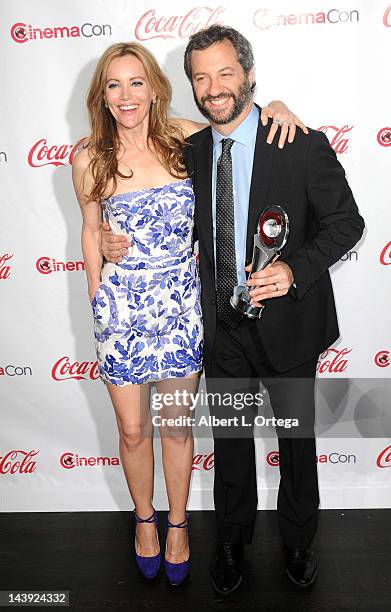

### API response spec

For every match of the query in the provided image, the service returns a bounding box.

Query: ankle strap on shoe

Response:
[167,512,189,528]
[134,509,156,524]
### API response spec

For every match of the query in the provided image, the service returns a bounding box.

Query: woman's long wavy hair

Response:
[85,42,187,203]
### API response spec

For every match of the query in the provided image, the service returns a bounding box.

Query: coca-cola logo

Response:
[317,348,352,374]
[36,256,85,274]
[51,357,100,381]
[254,8,359,30]
[317,125,353,154]
[377,127,391,147]
[192,452,214,470]
[384,5,391,26]
[59,452,120,469]
[28,139,79,168]
[0,450,39,475]
[376,445,391,468]
[0,254,13,280]
[380,241,391,265]
[374,351,390,368]
[266,451,280,466]
[134,7,224,40]
[10,21,112,44]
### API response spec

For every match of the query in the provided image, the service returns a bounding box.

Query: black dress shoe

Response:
[286,547,318,588]
[211,542,243,595]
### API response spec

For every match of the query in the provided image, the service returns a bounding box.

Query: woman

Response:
[72,41,306,586]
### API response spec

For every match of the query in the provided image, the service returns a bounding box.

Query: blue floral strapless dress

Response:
[91,178,203,385]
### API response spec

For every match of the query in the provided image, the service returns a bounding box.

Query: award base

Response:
[230,285,265,319]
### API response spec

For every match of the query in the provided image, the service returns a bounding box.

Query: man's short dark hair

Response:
[183,25,254,81]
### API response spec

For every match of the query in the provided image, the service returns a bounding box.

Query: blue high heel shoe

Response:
[134,509,161,579]
[163,512,190,585]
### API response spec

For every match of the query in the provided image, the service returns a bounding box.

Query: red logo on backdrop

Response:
[51,357,100,381]
[36,256,85,274]
[266,451,280,466]
[135,7,224,40]
[317,125,353,154]
[0,254,13,280]
[377,127,391,147]
[28,139,79,168]
[254,8,359,30]
[10,21,111,43]
[0,450,38,475]
[376,445,391,468]
[192,452,214,470]
[59,452,120,469]
[374,351,390,368]
[384,5,391,26]
[267,450,356,465]
[317,348,351,374]
[380,241,391,265]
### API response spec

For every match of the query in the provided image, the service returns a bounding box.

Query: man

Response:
[102,26,364,593]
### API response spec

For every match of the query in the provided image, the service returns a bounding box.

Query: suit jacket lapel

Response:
[192,128,214,265]
[245,112,275,263]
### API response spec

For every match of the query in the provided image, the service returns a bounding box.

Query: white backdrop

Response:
[0,0,390,511]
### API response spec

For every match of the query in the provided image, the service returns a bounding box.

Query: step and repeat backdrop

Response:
[0,0,390,511]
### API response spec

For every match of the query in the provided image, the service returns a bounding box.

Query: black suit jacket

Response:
[184,107,365,372]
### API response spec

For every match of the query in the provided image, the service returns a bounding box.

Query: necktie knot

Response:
[221,138,234,156]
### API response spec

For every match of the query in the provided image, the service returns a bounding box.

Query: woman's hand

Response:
[101,221,131,263]
[88,285,100,303]
[261,100,309,149]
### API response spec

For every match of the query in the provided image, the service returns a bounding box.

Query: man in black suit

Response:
[101,25,364,594]
[181,25,364,594]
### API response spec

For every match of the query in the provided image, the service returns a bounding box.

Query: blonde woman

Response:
[72,41,305,586]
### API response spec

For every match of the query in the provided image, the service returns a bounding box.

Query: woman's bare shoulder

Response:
[72,138,93,171]
[169,117,208,138]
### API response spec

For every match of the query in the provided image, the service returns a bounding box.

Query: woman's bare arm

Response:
[170,100,308,147]
[71,147,103,302]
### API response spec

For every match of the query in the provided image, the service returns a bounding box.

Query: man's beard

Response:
[193,78,253,125]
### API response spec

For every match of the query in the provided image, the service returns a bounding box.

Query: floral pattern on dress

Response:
[91,179,203,385]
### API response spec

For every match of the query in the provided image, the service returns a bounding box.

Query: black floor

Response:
[0,510,390,611]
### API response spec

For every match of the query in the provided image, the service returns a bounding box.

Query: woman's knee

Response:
[119,424,148,451]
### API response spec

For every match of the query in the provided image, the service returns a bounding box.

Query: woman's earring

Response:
[104,101,108,108]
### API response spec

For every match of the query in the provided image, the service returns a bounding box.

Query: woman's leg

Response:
[105,381,159,557]
[156,374,200,563]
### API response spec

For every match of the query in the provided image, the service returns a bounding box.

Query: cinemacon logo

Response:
[254,8,359,29]
[374,351,390,368]
[11,21,112,43]
[36,256,84,274]
[267,451,357,466]
[0,364,32,377]
[0,450,38,475]
[52,356,99,381]
[316,348,351,374]
[60,452,119,469]
[377,446,391,468]
[134,7,224,40]
[377,127,391,147]
[380,241,391,265]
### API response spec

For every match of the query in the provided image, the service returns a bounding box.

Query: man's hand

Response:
[100,221,132,263]
[245,260,294,306]
[261,100,309,149]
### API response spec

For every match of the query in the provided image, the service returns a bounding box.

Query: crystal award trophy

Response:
[230,205,289,319]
